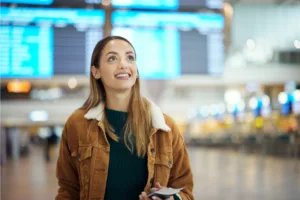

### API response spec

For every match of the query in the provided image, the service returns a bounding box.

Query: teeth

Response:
[116,73,129,78]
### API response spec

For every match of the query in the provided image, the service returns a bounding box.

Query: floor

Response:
[188,147,300,200]
[1,145,300,200]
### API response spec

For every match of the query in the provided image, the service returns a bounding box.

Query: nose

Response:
[119,59,128,69]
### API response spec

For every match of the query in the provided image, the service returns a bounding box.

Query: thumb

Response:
[155,182,162,189]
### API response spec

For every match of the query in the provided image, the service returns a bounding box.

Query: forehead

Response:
[102,39,135,54]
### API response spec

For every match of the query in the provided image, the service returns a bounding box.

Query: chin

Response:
[114,84,135,92]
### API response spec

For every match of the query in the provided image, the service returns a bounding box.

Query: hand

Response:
[139,182,175,200]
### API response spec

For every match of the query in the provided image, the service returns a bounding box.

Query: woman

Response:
[56,36,194,200]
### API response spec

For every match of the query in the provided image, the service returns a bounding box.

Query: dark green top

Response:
[104,108,148,200]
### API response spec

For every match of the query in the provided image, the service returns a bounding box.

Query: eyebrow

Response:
[106,51,135,56]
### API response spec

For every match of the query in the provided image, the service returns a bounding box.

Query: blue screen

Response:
[0,26,53,78]
[0,7,105,78]
[112,0,178,10]
[112,11,224,79]
[0,0,53,5]
[112,27,180,79]
[0,7,105,26]
[112,11,224,29]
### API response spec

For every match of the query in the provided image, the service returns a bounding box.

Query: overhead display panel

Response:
[112,11,224,79]
[0,7,105,78]
[112,0,178,10]
[0,0,223,10]
[0,0,53,5]
[112,0,223,10]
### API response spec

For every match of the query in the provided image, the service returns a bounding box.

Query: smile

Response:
[115,73,131,79]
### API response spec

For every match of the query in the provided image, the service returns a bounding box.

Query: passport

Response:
[147,187,184,199]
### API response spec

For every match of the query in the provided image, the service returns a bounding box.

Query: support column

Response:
[1,127,7,165]
[8,127,20,161]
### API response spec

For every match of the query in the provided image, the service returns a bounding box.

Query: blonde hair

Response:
[82,36,152,157]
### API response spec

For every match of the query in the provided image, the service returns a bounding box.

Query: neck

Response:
[105,90,131,112]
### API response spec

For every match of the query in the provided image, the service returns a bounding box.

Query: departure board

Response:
[112,11,224,78]
[0,0,53,5]
[0,7,105,78]
[0,26,53,78]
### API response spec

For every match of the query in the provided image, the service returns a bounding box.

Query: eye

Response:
[127,55,135,61]
[108,56,117,62]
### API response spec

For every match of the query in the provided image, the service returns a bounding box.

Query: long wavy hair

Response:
[81,36,152,157]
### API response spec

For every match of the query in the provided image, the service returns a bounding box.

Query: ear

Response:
[91,66,101,79]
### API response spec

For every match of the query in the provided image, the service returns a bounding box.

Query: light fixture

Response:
[224,90,241,104]
[7,80,31,93]
[227,104,235,113]
[249,97,258,109]
[223,2,233,17]
[278,92,288,104]
[29,110,49,122]
[217,103,226,114]
[294,40,300,49]
[237,101,245,111]
[200,106,209,117]
[246,39,255,50]
[262,95,270,107]
[293,90,300,102]
[68,77,78,89]
[101,0,111,6]
[209,104,219,116]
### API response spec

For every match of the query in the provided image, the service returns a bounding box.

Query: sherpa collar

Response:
[84,99,171,132]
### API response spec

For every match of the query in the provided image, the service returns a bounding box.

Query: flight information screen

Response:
[112,0,178,10]
[0,25,53,78]
[112,11,224,79]
[112,0,223,9]
[1,0,223,9]
[0,7,105,78]
[0,0,53,5]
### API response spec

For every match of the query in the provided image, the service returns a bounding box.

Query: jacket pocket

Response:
[154,153,173,185]
[155,153,173,168]
[71,146,92,161]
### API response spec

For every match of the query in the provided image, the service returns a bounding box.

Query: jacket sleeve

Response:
[56,124,80,200]
[168,118,194,200]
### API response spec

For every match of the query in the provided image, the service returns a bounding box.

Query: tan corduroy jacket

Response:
[56,100,194,200]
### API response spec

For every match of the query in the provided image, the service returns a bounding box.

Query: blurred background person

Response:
[45,126,59,162]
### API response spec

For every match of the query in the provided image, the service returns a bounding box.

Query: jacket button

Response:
[168,161,172,166]
[76,154,81,159]
[151,148,155,153]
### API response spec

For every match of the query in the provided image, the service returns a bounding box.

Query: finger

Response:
[139,192,147,200]
[139,194,146,200]
[141,192,148,199]
[150,187,160,193]
[151,196,162,200]
[155,182,162,189]
[142,192,147,196]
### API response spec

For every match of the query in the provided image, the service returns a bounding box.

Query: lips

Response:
[115,73,129,78]
[115,73,131,79]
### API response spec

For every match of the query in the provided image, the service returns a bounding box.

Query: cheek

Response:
[99,63,115,76]
[131,64,138,75]
[99,65,115,85]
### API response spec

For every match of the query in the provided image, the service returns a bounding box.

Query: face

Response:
[92,39,137,93]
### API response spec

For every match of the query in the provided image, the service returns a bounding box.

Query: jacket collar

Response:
[84,99,171,132]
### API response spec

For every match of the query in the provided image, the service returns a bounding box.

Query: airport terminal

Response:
[1,0,300,199]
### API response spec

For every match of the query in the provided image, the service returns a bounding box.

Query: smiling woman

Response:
[55,36,194,200]
[91,39,138,94]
